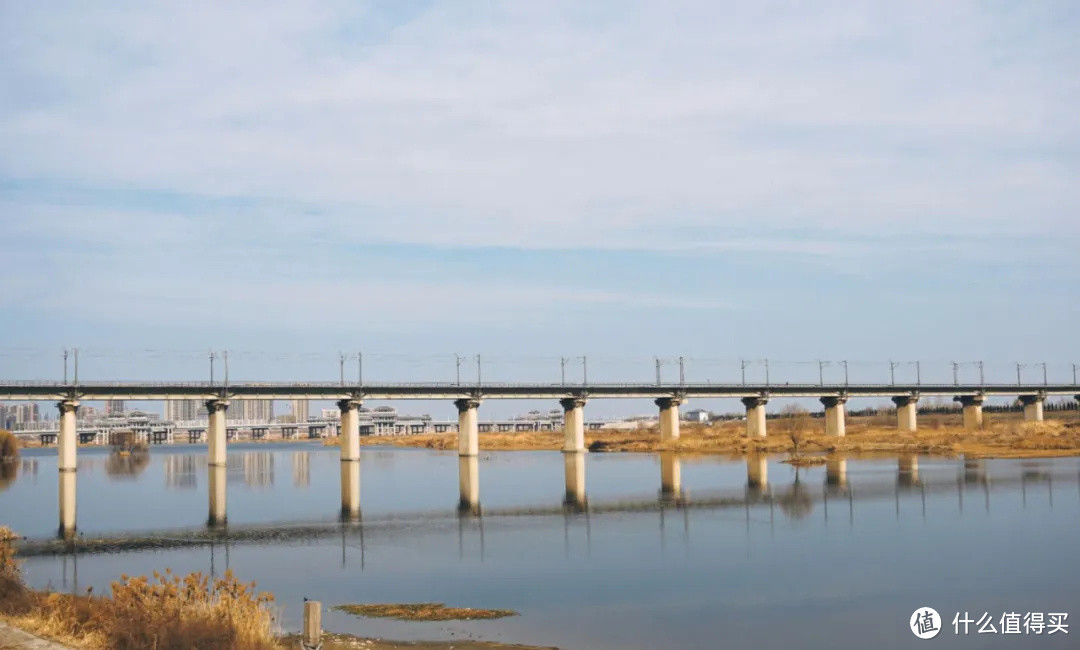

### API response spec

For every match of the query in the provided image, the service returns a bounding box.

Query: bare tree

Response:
[776,404,811,457]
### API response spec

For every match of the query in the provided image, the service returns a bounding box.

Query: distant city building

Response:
[105,400,126,415]
[1,402,42,428]
[291,399,310,422]
[227,399,273,423]
[164,399,202,422]
[321,408,340,420]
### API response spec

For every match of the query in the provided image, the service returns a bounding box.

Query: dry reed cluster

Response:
[0,531,280,650]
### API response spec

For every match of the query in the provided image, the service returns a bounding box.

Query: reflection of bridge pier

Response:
[963,459,988,485]
[564,452,587,511]
[897,455,919,487]
[58,470,76,539]
[292,452,310,487]
[660,452,682,502]
[340,459,361,521]
[825,458,847,489]
[208,465,227,528]
[164,455,198,489]
[458,456,481,515]
[242,452,274,487]
[958,459,991,514]
[746,455,768,496]
[1020,462,1055,508]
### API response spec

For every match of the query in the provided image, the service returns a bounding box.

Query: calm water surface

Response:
[1,442,1078,649]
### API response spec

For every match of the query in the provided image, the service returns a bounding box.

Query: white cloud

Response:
[0,0,1077,252]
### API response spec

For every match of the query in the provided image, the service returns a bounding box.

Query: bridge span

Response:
[3,378,1078,537]
[2,379,1079,401]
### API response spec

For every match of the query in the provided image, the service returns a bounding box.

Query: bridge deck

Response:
[0,381,1078,401]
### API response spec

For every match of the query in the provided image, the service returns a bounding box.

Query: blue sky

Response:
[1,1,1077,417]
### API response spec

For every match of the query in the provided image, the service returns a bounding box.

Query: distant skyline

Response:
[1,2,1077,418]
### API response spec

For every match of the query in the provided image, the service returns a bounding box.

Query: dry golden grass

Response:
[335,416,1080,460]
[0,526,29,617]
[0,529,281,650]
[0,430,17,460]
[783,456,827,467]
[334,603,517,621]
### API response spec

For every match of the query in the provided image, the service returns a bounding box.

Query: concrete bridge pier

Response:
[455,399,481,457]
[564,451,587,510]
[340,458,361,521]
[458,455,480,515]
[57,400,79,472]
[1019,394,1045,422]
[826,458,847,488]
[956,395,985,430]
[338,399,362,460]
[659,452,682,499]
[898,454,919,487]
[338,399,363,519]
[741,396,768,438]
[208,464,227,527]
[656,398,683,442]
[56,400,79,538]
[560,398,586,453]
[206,399,229,466]
[892,395,919,432]
[820,396,848,437]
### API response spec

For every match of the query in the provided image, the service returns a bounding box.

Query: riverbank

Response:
[1,526,552,650]
[337,417,1080,459]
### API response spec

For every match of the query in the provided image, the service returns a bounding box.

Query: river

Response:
[1,443,1077,649]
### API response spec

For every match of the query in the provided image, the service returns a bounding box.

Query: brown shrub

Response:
[0,430,18,460]
[1,561,280,650]
[97,570,279,650]
[0,526,32,615]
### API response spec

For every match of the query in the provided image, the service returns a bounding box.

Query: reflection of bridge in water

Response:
[24,453,1079,556]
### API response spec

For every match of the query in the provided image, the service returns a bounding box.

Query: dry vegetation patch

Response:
[334,603,518,621]
[0,430,18,460]
[338,416,1080,460]
[0,530,280,650]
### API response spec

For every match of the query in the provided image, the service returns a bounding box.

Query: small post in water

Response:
[302,599,322,650]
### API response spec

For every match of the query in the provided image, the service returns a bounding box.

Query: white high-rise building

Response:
[164,399,202,422]
[105,400,126,415]
[227,400,274,423]
[290,399,310,423]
